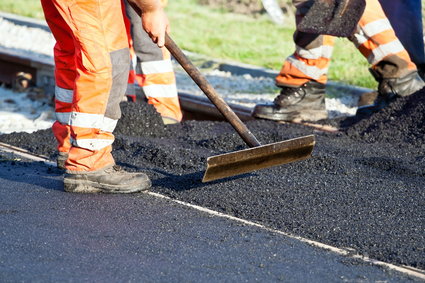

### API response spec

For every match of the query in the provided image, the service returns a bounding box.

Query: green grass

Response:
[167,0,375,88]
[0,0,44,19]
[0,0,376,88]
[167,0,293,70]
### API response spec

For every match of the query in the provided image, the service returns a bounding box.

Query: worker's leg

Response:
[252,0,329,122]
[40,0,74,169]
[47,0,126,172]
[275,0,335,87]
[124,1,182,124]
[122,0,138,102]
[350,0,417,78]
[351,0,424,114]
[125,54,138,102]
[43,0,150,192]
[275,33,334,87]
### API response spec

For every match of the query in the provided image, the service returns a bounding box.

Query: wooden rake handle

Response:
[165,34,261,148]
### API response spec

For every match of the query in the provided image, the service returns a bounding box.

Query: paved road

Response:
[0,154,417,282]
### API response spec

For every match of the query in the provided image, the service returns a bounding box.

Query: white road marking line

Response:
[1,143,424,280]
[148,192,425,280]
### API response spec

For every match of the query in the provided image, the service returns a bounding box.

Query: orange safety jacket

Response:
[123,0,183,123]
[277,0,417,87]
[42,0,130,172]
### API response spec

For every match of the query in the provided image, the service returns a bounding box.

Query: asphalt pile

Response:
[346,90,425,145]
[1,88,424,270]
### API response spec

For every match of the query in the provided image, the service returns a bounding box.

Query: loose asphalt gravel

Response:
[0,87,424,273]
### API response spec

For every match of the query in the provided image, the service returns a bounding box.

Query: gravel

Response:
[0,87,54,134]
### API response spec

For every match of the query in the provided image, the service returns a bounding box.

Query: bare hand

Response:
[141,8,169,47]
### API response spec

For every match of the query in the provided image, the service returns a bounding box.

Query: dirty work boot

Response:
[357,70,425,116]
[63,165,151,194]
[252,81,327,122]
[57,152,68,170]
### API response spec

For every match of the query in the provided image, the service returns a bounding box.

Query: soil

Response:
[1,88,425,270]
[198,0,264,16]
[198,0,293,17]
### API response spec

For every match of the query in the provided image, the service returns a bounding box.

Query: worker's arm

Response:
[126,0,169,47]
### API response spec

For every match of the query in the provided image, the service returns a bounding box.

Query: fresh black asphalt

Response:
[0,157,417,282]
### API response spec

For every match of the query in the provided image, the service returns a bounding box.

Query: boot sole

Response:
[63,178,152,194]
[253,109,328,122]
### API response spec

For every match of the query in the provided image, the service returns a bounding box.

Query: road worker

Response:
[41,0,168,193]
[252,0,425,122]
[123,0,183,124]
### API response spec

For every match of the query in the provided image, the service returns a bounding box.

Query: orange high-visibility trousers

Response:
[123,0,182,122]
[276,0,417,87]
[122,0,137,102]
[41,0,130,172]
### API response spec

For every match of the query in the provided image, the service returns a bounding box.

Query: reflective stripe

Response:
[352,31,368,47]
[352,19,394,47]
[296,45,333,59]
[287,56,328,80]
[70,112,118,132]
[55,112,117,132]
[70,137,114,151]
[142,84,178,98]
[132,54,137,69]
[362,19,392,37]
[140,59,173,74]
[55,86,73,103]
[368,40,405,65]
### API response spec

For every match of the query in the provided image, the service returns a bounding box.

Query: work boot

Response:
[357,70,425,116]
[252,81,327,122]
[57,152,68,170]
[63,165,151,194]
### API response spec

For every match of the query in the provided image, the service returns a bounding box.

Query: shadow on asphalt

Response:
[0,160,63,192]
[147,167,254,191]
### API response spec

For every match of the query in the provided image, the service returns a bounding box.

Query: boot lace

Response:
[274,85,306,105]
[112,165,123,172]
[102,165,124,173]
